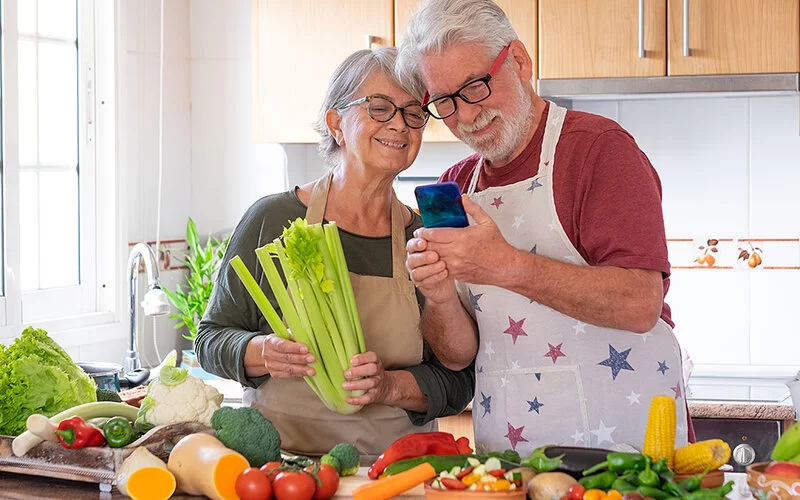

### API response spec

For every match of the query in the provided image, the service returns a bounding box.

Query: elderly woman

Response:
[196,47,475,461]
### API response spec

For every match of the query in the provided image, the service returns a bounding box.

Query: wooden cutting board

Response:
[333,467,425,497]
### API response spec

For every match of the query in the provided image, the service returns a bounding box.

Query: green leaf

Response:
[159,366,189,386]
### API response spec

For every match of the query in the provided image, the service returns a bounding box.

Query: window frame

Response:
[0,0,122,341]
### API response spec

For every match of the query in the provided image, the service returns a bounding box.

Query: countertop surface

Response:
[0,471,753,500]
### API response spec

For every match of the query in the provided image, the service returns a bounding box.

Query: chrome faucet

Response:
[126,243,170,380]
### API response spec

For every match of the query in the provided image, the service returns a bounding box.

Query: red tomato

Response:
[456,466,474,479]
[488,468,506,478]
[236,467,273,500]
[304,464,339,500]
[441,477,468,490]
[566,483,585,500]
[261,461,284,480]
[273,471,317,500]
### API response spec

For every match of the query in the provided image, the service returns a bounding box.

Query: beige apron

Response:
[458,102,689,454]
[243,173,436,462]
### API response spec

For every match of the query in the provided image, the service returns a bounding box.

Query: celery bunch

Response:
[231,218,366,414]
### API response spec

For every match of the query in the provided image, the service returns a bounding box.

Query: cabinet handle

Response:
[366,35,375,50]
[683,0,690,57]
[638,0,644,58]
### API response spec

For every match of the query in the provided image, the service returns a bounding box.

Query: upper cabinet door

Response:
[539,0,667,79]
[252,0,393,143]
[667,0,800,75]
[394,0,537,143]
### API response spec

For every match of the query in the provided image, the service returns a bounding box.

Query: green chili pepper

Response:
[637,458,660,487]
[102,416,135,448]
[683,481,734,500]
[652,456,675,481]
[520,446,564,473]
[582,452,649,475]
[662,479,689,498]
[678,468,711,492]
[611,477,638,493]
[620,470,641,486]
[636,485,671,500]
[578,470,617,490]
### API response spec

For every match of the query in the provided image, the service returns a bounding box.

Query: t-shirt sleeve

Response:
[575,130,671,277]
[404,345,476,426]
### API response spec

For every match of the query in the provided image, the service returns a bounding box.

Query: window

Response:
[1,0,116,335]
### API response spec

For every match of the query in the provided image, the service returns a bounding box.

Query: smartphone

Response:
[414,181,469,228]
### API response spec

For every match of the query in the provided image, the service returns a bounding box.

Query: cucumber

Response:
[12,402,140,457]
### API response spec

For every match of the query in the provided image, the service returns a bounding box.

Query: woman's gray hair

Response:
[396,0,518,100]
[314,47,405,167]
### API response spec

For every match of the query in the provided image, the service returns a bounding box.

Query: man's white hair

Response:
[395,0,518,100]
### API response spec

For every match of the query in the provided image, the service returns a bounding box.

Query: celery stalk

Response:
[233,218,366,415]
[325,223,366,353]
[269,241,317,355]
[313,225,359,362]
[230,256,324,401]
[229,256,290,340]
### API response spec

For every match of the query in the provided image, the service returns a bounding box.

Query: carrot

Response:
[352,462,436,500]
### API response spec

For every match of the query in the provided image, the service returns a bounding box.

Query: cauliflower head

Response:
[136,366,223,428]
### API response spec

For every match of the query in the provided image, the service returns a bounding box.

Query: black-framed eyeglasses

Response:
[338,95,429,129]
[422,44,511,120]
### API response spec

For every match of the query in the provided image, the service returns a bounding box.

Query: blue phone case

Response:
[414,182,469,228]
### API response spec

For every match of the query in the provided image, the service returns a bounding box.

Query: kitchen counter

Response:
[0,471,752,500]
[0,472,430,499]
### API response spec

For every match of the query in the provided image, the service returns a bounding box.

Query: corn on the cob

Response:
[673,439,731,474]
[642,395,676,468]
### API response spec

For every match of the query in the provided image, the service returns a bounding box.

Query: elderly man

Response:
[399,0,692,454]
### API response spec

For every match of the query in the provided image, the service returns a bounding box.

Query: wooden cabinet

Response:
[540,0,800,79]
[539,0,667,79]
[667,0,800,75]
[394,0,538,143]
[252,0,394,143]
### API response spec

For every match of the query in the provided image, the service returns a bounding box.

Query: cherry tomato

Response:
[567,483,586,500]
[261,461,284,480]
[304,464,340,500]
[488,468,507,478]
[441,477,468,490]
[456,466,474,479]
[273,471,317,500]
[236,467,273,500]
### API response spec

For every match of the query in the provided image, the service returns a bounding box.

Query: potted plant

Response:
[163,217,230,378]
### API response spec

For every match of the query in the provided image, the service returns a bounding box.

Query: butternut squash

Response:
[166,433,249,500]
[116,447,176,500]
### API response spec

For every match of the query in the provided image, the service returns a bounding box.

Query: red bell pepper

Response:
[54,416,106,449]
[368,432,473,479]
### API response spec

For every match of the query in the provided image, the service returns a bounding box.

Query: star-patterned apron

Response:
[458,102,688,455]
[243,173,435,463]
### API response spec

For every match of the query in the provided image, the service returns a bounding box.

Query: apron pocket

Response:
[474,365,590,456]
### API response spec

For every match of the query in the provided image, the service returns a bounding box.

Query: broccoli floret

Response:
[320,454,341,473]
[210,406,281,467]
[95,388,122,402]
[328,442,360,476]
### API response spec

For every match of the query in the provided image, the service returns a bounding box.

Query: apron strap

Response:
[306,172,409,279]
[305,172,332,225]
[539,102,567,177]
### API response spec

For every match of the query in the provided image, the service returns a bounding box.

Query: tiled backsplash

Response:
[573,95,800,376]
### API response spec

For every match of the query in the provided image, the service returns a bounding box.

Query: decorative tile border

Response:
[127,239,188,273]
[668,238,800,270]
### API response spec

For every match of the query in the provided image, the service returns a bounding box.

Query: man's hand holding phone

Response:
[408,185,514,289]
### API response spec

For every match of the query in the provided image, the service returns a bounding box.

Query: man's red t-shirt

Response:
[440,102,674,328]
